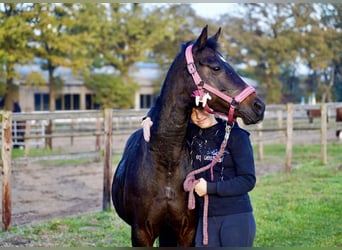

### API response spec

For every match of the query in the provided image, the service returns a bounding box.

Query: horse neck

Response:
[157,99,190,142]
[151,65,193,150]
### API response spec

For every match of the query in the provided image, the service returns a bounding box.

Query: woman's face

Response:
[190,108,218,129]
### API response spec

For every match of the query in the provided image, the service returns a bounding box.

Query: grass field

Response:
[252,143,342,247]
[0,143,341,247]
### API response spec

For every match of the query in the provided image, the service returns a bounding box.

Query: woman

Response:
[142,107,256,247]
[187,107,256,247]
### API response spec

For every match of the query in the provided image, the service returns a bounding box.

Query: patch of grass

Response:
[0,211,131,247]
[112,154,122,165]
[38,158,96,166]
[255,142,342,167]
[10,147,103,166]
[10,148,62,158]
[10,148,122,167]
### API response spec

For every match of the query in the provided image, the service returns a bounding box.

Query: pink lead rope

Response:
[183,124,231,245]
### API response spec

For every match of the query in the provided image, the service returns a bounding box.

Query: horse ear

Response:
[195,25,208,50]
[212,27,221,42]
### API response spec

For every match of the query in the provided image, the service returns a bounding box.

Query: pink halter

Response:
[185,44,255,123]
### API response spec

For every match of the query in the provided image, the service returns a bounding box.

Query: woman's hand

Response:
[194,178,207,197]
[141,117,153,142]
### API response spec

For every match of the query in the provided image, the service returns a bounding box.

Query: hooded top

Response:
[186,120,256,217]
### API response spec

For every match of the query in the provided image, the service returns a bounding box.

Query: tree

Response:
[218,3,342,103]
[29,3,93,111]
[149,4,216,92]
[151,3,210,66]
[28,3,95,148]
[0,3,35,110]
[92,4,167,77]
[222,3,296,103]
[85,74,138,109]
[79,4,171,105]
[329,4,342,101]
[299,3,342,102]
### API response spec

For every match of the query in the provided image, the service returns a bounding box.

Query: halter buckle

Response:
[224,123,232,141]
[187,63,197,75]
[231,98,239,108]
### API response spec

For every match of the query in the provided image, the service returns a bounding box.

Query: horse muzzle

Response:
[238,97,265,125]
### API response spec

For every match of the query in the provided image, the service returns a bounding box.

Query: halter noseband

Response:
[185,44,256,123]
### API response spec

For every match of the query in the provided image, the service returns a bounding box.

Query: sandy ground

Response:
[0,128,340,227]
[8,162,103,226]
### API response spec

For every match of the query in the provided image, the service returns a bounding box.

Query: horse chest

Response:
[150,160,187,201]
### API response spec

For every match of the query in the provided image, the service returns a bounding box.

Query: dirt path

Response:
[1,162,103,226]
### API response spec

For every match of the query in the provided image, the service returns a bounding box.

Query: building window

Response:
[140,94,153,109]
[73,94,80,109]
[34,93,49,111]
[86,94,99,109]
[63,94,80,110]
[35,93,80,111]
[56,96,62,110]
[64,94,71,110]
[86,94,92,110]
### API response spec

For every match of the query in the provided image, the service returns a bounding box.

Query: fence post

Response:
[321,104,327,165]
[70,119,75,146]
[277,110,283,129]
[24,120,31,159]
[257,122,263,161]
[95,117,101,151]
[103,109,113,211]
[285,103,293,173]
[95,117,102,162]
[2,111,12,231]
[277,110,283,142]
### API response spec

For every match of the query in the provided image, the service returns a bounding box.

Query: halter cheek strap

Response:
[185,44,255,123]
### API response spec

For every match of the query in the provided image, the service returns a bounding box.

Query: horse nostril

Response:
[254,100,265,115]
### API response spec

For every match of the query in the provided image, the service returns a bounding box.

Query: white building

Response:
[14,61,161,112]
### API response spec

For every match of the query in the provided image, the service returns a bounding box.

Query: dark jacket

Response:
[186,120,256,217]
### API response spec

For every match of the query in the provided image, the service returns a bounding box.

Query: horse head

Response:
[186,25,265,125]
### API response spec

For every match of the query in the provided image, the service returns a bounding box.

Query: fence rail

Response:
[1,103,342,231]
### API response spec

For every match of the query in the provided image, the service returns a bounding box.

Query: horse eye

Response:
[212,66,220,71]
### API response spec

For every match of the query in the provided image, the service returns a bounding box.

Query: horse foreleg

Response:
[177,215,197,247]
[178,228,196,246]
[131,223,156,247]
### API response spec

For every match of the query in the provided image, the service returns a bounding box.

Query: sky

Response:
[146,3,242,20]
[191,3,242,19]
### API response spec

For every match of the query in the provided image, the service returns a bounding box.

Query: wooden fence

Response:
[0,109,147,231]
[1,102,342,230]
[243,103,342,169]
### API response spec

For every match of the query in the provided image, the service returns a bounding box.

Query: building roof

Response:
[14,61,161,86]
[130,61,160,79]
[15,64,84,85]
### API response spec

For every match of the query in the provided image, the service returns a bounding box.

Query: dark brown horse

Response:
[112,26,265,247]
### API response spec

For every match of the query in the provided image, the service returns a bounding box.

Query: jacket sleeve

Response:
[206,128,256,196]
